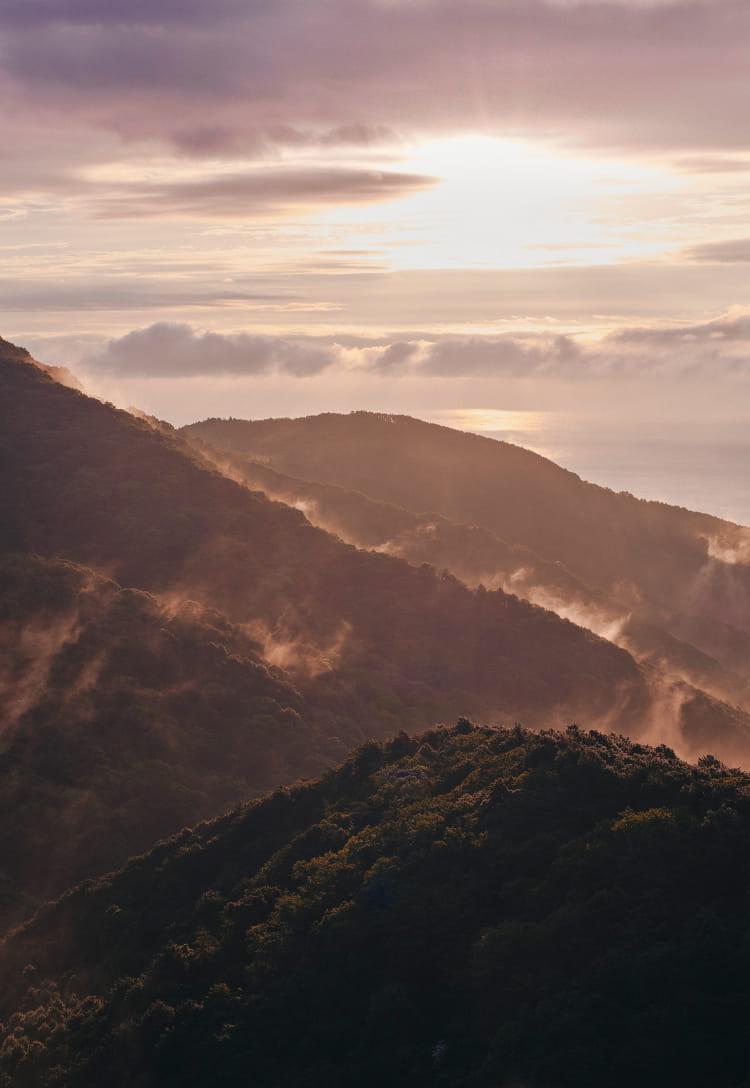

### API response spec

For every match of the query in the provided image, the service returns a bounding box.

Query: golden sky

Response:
[3,0,750,423]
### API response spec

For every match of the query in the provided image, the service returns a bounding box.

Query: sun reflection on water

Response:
[432,408,550,435]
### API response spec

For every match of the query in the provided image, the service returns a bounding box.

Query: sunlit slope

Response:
[0,553,321,932]
[2,723,749,1088]
[185,433,598,600]
[186,412,750,676]
[0,345,657,744]
[186,439,749,711]
[0,334,81,390]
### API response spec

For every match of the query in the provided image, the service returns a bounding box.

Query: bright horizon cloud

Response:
[3,0,750,434]
[39,308,750,435]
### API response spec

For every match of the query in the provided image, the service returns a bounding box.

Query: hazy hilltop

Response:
[1,724,748,1088]
[186,435,749,712]
[0,335,82,391]
[186,412,750,686]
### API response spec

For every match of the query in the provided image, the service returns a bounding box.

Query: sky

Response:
[3,0,750,432]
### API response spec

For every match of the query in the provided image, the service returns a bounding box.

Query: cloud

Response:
[410,334,584,377]
[370,341,421,372]
[0,0,243,26]
[607,310,750,346]
[79,310,750,383]
[672,157,750,175]
[684,239,750,263]
[2,0,750,155]
[4,259,750,332]
[0,280,296,312]
[89,167,437,219]
[84,323,344,377]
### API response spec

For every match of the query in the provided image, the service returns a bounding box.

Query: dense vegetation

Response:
[0,553,324,931]
[2,341,750,932]
[1,724,748,1088]
[3,338,750,1086]
[0,346,659,744]
[190,437,746,709]
[186,412,750,679]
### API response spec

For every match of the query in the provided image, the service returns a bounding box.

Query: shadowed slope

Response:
[0,347,655,742]
[0,553,320,931]
[3,348,750,760]
[1,724,749,1088]
[4,339,750,941]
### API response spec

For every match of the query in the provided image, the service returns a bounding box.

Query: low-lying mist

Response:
[178,427,750,765]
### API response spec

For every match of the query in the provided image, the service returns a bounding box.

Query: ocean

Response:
[434,411,750,527]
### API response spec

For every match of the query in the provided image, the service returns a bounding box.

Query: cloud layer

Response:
[81,312,750,383]
[3,0,750,160]
[85,323,338,377]
[90,168,437,219]
[6,0,750,376]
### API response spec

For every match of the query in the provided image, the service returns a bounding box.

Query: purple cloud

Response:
[89,167,437,219]
[85,322,339,376]
[80,313,750,383]
[3,0,749,154]
[0,0,246,26]
[684,239,750,263]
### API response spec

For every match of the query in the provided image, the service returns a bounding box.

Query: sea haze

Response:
[448,414,750,527]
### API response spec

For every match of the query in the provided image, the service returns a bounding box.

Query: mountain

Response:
[0,345,654,741]
[185,436,749,710]
[0,552,322,931]
[184,412,750,681]
[0,334,82,391]
[6,344,750,758]
[1,723,748,1088]
[3,339,750,931]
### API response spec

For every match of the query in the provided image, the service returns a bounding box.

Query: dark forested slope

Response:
[0,553,321,931]
[3,346,750,759]
[185,412,750,676]
[1,724,749,1088]
[0,346,653,741]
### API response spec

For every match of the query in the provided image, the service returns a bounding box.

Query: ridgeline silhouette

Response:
[1,724,748,1088]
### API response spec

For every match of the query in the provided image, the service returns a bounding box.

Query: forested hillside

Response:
[0,553,323,931]
[187,437,748,710]
[0,346,658,744]
[1,724,748,1088]
[186,412,750,679]
[3,337,750,939]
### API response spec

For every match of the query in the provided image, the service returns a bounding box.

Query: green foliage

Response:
[1,724,749,1087]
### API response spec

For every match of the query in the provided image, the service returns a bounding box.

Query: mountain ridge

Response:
[183,431,750,712]
[1,722,748,1087]
[185,411,750,682]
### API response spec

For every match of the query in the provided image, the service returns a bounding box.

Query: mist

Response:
[0,611,85,732]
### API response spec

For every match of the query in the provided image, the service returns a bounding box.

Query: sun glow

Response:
[315,135,681,270]
[433,408,550,434]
